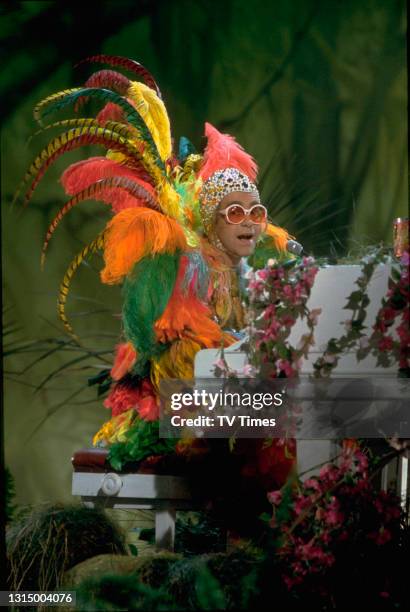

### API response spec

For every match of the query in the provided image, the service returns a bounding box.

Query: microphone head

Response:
[286,239,304,256]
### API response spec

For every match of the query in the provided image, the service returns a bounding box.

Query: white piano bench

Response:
[71,449,197,551]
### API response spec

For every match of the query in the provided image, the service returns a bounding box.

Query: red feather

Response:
[85,70,130,95]
[61,157,156,208]
[74,71,130,112]
[75,55,161,98]
[22,132,151,207]
[96,102,125,125]
[41,176,160,267]
[199,122,258,182]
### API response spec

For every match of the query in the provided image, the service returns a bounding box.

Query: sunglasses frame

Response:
[218,203,268,225]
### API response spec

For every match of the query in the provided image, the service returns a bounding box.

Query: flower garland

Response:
[243,246,409,380]
[357,250,409,377]
[311,246,410,378]
[246,256,320,379]
[311,247,389,377]
[265,446,405,598]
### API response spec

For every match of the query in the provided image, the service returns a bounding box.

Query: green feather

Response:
[108,417,176,471]
[35,87,164,171]
[122,252,180,366]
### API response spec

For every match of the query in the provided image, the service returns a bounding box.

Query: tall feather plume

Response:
[199,122,258,182]
[61,155,156,196]
[28,118,140,148]
[84,70,130,94]
[74,70,131,112]
[33,87,164,170]
[14,126,161,207]
[57,232,105,341]
[41,177,159,267]
[75,55,161,98]
[126,82,171,163]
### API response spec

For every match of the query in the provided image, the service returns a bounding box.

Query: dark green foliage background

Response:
[1,0,407,505]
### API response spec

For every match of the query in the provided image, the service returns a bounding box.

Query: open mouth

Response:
[236,233,255,242]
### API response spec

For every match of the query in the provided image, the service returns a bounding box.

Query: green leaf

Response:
[391,267,401,281]
[128,544,139,556]
[344,291,363,309]
[376,352,392,368]
[195,564,226,610]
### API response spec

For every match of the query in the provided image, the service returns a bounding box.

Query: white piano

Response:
[195,264,408,505]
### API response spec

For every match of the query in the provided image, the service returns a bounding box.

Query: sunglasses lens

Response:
[250,205,267,223]
[226,205,246,223]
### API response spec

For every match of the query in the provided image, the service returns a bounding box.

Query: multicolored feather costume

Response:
[17,55,291,468]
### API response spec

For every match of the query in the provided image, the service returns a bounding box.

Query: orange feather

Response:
[154,256,223,343]
[265,223,292,252]
[101,207,187,284]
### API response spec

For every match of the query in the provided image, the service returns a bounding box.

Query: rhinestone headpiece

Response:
[199,167,259,236]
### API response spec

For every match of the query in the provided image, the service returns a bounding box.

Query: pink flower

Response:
[281,314,296,328]
[378,336,394,352]
[354,450,369,473]
[304,478,321,491]
[400,251,409,266]
[381,307,396,322]
[277,359,295,377]
[283,574,303,589]
[368,527,392,545]
[324,507,343,526]
[268,490,282,505]
[294,495,312,516]
[318,464,339,481]
[213,358,228,371]
[239,364,257,377]
[256,269,269,281]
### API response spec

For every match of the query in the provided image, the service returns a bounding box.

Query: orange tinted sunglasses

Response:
[218,204,268,225]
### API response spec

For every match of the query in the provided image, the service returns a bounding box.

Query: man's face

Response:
[213,191,264,263]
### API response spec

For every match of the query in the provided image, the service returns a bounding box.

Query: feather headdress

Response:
[199,122,258,182]
[16,55,293,459]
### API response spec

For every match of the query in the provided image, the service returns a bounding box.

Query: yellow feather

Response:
[92,408,136,446]
[156,179,182,221]
[126,82,172,162]
[150,338,201,392]
[57,232,105,341]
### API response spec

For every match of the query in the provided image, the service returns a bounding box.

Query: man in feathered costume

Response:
[17,56,295,532]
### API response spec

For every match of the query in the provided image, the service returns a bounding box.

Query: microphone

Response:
[286,239,304,256]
